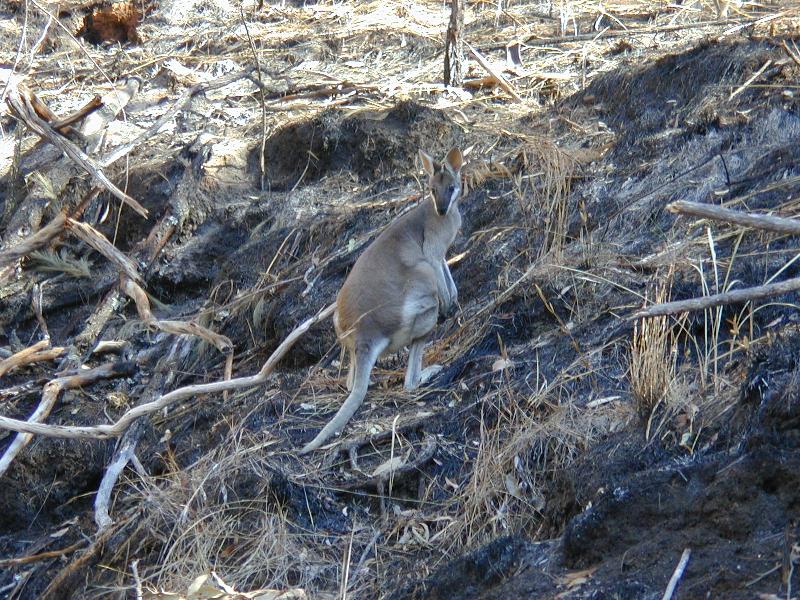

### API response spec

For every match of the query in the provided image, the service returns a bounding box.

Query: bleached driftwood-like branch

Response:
[0,303,335,440]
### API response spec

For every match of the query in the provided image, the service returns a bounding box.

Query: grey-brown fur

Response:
[299,148,464,454]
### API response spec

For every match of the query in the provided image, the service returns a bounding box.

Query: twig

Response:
[121,277,232,354]
[131,559,143,600]
[667,200,800,236]
[0,340,48,376]
[95,419,146,530]
[40,513,134,600]
[31,283,50,340]
[0,303,336,440]
[0,188,99,269]
[49,95,103,132]
[0,362,136,478]
[464,42,522,102]
[67,218,142,283]
[662,548,691,600]
[348,529,382,591]
[729,59,772,101]
[0,340,64,378]
[6,87,149,218]
[631,276,800,319]
[0,540,85,567]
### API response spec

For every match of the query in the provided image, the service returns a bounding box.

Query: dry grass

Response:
[121,428,332,597]
[630,280,679,430]
[451,353,630,549]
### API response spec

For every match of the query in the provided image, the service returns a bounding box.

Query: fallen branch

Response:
[0,303,336,440]
[68,219,142,283]
[48,95,103,132]
[0,540,85,567]
[631,276,800,319]
[0,340,64,378]
[662,548,691,600]
[464,42,522,102]
[0,361,136,478]
[0,188,99,269]
[121,277,232,354]
[94,419,146,530]
[40,513,134,600]
[6,86,148,218]
[668,200,800,236]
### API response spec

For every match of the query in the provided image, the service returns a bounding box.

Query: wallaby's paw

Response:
[419,364,443,385]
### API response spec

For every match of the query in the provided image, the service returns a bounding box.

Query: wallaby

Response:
[299,147,464,454]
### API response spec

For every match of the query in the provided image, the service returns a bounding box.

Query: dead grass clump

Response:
[451,361,624,549]
[509,140,576,261]
[118,428,331,597]
[630,280,683,439]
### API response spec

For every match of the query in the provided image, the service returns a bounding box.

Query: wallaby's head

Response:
[419,148,464,216]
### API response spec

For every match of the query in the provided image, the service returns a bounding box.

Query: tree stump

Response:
[444,0,464,87]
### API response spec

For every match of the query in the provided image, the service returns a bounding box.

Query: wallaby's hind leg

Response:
[345,346,356,391]
[405,339,425,390]
[300,337,388,454]
[405,337,443,390]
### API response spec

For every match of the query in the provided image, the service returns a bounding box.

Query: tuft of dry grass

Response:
[115,427,334,598]
[630,279,682,439]
[449,355,627,549]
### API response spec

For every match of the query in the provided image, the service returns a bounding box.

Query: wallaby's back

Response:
[335,204,437,348]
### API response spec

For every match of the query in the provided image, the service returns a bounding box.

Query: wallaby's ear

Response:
[444,147,463,174]
[419,150,436,177]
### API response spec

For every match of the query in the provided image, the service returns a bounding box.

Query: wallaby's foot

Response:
[419,364,443,385]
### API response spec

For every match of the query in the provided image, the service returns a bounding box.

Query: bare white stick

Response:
[631,276,800,319]
[0,303,336,440]
[662,548,691,600]
[94,423,142,530]
[0,362,135,477]
[668,200,800,236]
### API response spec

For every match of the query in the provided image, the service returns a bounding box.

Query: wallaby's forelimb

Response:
[299,339,387,454]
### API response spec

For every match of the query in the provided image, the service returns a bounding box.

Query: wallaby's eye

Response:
[447,185,455,195]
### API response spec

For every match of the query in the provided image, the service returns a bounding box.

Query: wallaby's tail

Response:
[299,340,386,454]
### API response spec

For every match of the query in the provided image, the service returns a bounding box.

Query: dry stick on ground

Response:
[0,188,100,269]
[464,42,522,102]
[0,340,65,378]
[0,361,136,478]
[631,200,800,318]
[68,218,143,283]
[5,86,148,218]
[0,540,85,567]
[631,277,800,319]
[0,340,48,376]
[40,512,136,600]
[0,303,336,440]
[120,276,233,354]
[667,200,800,236]
[662,548,692,600]
[95,418,146,530]
[48,95,103,132]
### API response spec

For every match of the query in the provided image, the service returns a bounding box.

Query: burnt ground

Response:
[2,1,800,599]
